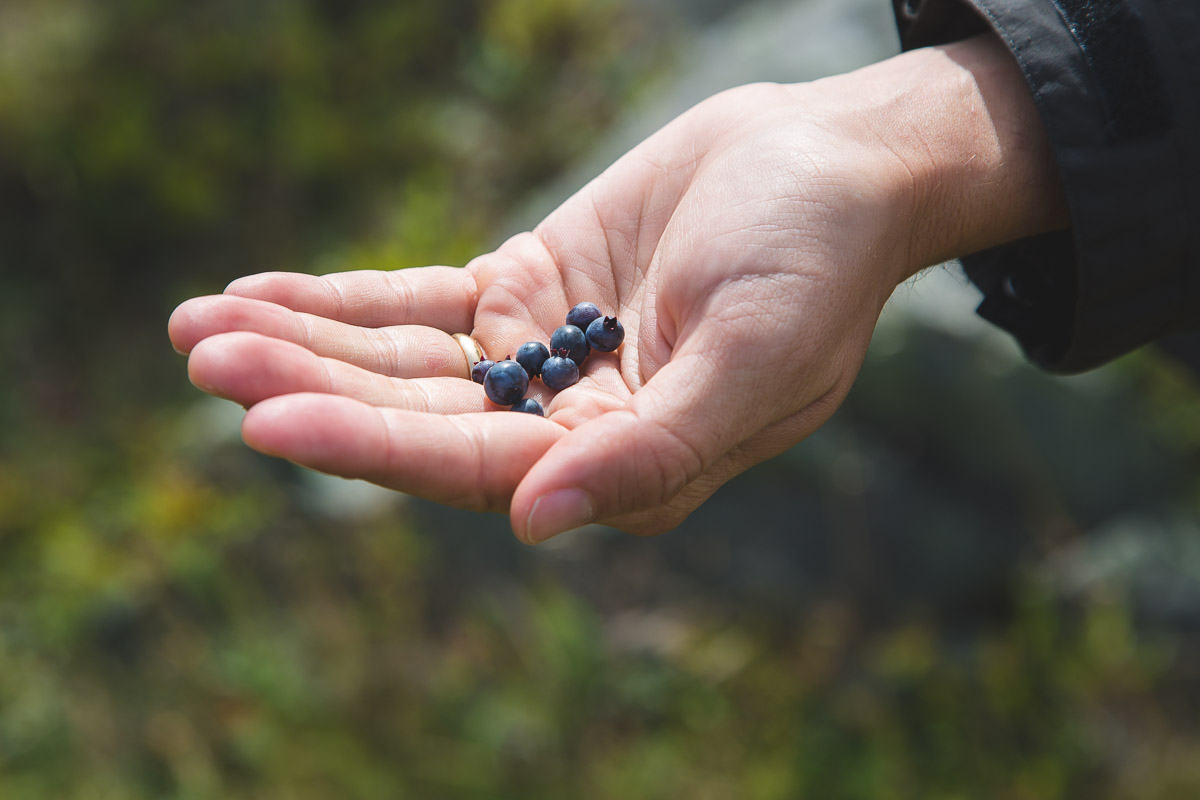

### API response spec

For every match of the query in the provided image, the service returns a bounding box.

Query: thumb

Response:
[509,347,811,543]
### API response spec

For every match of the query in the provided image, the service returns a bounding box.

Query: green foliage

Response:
[4,536,1196,799]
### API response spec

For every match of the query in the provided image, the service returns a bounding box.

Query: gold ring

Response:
[452,333,488,377]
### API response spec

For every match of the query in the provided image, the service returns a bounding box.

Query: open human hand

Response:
[169,36,1063,543]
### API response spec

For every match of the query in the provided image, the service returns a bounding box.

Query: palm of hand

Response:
[170,83,908,541]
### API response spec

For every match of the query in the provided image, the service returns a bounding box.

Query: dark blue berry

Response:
[510,398,545,416]
[566,302,603,331]
[585,316,624,352]
[550,324,590,365]
[471,358,495,384]
[483,360,528,405]
[541,352,580,390]
[515,341,550,378]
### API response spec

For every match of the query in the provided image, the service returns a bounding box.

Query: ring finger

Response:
[171,294,474,379]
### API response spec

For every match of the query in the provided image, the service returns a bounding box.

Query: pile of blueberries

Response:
[471,302,624,417]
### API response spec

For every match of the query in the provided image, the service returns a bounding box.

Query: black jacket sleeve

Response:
[892,0,1200,373]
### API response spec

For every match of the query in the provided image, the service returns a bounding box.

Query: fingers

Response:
[187,331,489,412]
[223,266,478,333]
[169,295,471,378]
[242,393,564,512]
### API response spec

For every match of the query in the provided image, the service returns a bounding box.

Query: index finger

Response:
[225,266,479,332]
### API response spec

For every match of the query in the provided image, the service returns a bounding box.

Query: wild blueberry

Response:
[585,316,624,352]
[483,359,528,405]
[510,398,545,416]
[515,341,550,378]
[541,351,580,390]
[550,324,590,365]
[471,358,495,384]
[566,302,602,331]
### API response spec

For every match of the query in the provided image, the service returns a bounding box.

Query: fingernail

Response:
[524,489,596,544]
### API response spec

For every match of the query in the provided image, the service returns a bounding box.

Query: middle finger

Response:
[188,331,494,412]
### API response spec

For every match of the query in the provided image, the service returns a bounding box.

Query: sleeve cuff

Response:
[893,0,1195,373]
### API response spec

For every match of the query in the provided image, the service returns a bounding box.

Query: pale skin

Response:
[169,34,1067,543]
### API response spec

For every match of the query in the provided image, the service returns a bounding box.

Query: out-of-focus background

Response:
[3,0,1200,796]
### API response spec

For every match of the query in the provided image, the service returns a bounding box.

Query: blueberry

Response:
[510,398,545,416]
[585,316,624,352]
[471,358,495,384]
[550,324,590,365]
[483,360,528,405]
[541,352,580,390]
[566,302,602,331]
[515,341,550,378]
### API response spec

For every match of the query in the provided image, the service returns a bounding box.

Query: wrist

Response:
[815,34,1069,281]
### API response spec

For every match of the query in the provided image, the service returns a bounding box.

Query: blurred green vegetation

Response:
[2,0,1200,797]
